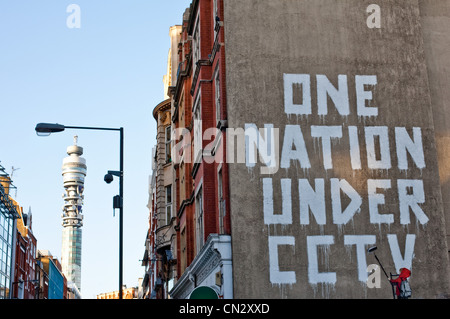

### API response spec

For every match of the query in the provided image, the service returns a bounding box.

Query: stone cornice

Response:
[170,234,232,299]
[152,99,171,120]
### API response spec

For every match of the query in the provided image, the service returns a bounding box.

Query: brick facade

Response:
[148,0,233,299]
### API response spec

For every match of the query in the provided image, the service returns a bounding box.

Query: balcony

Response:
[155,217,177,254]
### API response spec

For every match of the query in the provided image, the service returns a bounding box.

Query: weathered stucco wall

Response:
[224,0,450,298]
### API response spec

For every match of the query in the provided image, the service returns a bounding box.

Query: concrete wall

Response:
[224,0,450,298]
[419,0,450,254]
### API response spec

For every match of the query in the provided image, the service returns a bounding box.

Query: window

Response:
[218,169,224,234]
[193,94,202,163]
[180,227,186,273]
[165,126,172,163]
[195,187,204,253]
[166,185,172,224]
[215,69,221,124]
[192,15,200,65]
[214,0,218,19]
[0,213,12,299]
[213,0,219,39]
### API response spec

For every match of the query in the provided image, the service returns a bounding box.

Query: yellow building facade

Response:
[96,286,138,299]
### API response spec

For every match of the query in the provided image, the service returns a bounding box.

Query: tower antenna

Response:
[11,166,20,179]
[11,166,20,197]
[61,136,87,292]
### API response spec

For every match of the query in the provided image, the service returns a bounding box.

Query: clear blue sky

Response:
[0,0,190,299]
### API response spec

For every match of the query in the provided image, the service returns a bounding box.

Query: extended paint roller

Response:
[367,246,389,279]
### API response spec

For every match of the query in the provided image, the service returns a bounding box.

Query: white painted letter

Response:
[307,236,336,284]
[331,179,362,225]
[316,75,350,116]
[395,127,426,170]
[299,179,326,225]
[356,75,378,117]
[269,236,296,284]
[365,126,391,169]
[284,74,311,115]
[368,179,394,225]
[311,126,343,170]
[398,180,429,225]
[388,234,416,273]
[280,125,311,169]
[349,126,362,170]
[344,235,376,283]
[263,178,292,225]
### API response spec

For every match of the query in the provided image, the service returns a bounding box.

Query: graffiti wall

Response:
[224,0,450,298]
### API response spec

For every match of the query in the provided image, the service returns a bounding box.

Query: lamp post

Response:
[35,123,124,299]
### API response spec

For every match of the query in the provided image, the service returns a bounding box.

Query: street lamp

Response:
[35,122,125,299]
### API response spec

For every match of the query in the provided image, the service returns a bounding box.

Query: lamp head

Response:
[35,123,65,136]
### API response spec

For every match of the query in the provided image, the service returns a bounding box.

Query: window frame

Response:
[193,91,202,163]
[213,0,219,39]
[217,167,225,234]
[192,13,200,66]
[215,67,221,125]
[195,186,204,253]
[165,125,172,163]
[165,185,172,224]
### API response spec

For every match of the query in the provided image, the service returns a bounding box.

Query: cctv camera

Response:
[104,173,114,184]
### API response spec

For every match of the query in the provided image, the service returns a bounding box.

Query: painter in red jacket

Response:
[390,268,411,298]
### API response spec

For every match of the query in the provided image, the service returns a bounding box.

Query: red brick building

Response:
[169,0,233,299]
[143,0,233,299]
[12,207,37,299]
